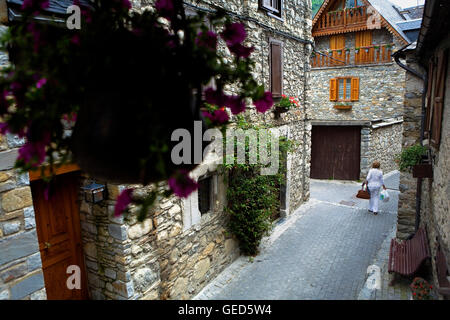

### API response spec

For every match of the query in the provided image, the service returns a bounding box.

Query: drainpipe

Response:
[392,46,428,232]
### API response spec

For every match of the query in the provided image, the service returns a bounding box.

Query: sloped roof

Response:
[402,5,424,20]
[396,18,422,32]
[312,0,418,44]
[7,0,92,19]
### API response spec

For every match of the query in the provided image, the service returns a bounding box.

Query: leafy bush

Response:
[220,117,292,256]
[397,144,428,171]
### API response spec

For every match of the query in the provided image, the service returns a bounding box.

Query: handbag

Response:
[356,183,370,199]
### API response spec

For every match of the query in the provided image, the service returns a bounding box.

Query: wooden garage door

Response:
[31,171,88,300]
[310,126,361,180]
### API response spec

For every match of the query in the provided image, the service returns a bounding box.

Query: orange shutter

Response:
[330,78,337,101]
[351,78,360,101]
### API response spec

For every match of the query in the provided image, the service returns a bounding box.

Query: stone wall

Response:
[309,62,406,121]
[80,0,313,300]
[0,32,46,300]
[367,120,403,175]
[419,52,450,298]
[396,57,425,240]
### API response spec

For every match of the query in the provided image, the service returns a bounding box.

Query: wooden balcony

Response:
[311,44,394,68]
[313,6,369,37]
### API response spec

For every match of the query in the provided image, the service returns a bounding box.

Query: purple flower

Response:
[0,123,9,135]
[254,91,274,113]
[204,88,228,107]
[221,23,247,47]
[121,0,132,10]
[202,108,229,124]
[21,0,49,10]
[224,96,246,115]
[17,132,50,168]
[155,0,174,18]
[71,34,80,45]
[229,43,254,59]
[168,170,198,198]
[27,22,41,53]
[0,90,10,115]
[36,78,47,89]
[114,188,134,217]
[195,31,218,51]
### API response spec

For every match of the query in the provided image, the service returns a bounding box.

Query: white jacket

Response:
[366,168,384,189]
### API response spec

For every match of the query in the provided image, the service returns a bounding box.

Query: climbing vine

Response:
[220,116,293,256]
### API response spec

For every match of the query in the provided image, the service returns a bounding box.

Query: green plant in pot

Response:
[0,0,274,217]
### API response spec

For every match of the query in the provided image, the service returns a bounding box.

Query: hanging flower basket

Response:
[0,0,275,215]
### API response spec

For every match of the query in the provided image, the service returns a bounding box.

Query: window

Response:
[330,77,359,101]
[345,0,364,8]
[260,0,282,17]
[270,39,283,99]
[198,177,212,215]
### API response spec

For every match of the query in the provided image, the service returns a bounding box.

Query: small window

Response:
[260,0,282,17]
[198,177,212,215]
[330,77,359,102]
[270,39,283,98]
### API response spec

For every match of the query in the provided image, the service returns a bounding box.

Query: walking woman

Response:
[363,161,386,215]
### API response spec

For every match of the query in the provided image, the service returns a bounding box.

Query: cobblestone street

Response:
[194,171,411,300]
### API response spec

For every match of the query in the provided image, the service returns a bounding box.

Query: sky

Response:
[388,0,425,8]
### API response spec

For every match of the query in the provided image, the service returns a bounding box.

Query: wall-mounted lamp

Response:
[81,182,105,204]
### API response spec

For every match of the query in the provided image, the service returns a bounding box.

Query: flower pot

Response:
[412,163,433,178]
[71,88,205,184]
[273,106,289,119]
[334,104,352,110]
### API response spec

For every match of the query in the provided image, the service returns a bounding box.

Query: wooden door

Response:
[355,31,373,64]
[310,126,361,180]
[31,171,88,300]
[330,35,345,65]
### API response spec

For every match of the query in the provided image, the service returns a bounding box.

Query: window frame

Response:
[336,77,353,102]
[259,0,283,17]
[197,176,213,216]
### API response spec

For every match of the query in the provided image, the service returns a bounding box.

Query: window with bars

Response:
[197,177,212,215]
[259,0,282,17]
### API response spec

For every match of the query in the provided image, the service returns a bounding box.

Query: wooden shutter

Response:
[425,60,435,137]
[270,41,282,98]
[430,49,448,148]
[355,31,372,64]
[330,35,345,65]
[330,78,337,101]
[351,77,360,101]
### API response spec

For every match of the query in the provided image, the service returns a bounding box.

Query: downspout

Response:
[392,46,428,232]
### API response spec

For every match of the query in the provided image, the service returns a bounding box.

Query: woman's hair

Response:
[372,161,381,169]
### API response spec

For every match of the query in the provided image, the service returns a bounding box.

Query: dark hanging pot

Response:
[71,86,206,185]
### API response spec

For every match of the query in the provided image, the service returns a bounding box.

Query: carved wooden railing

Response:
[311,44,394,68]
[314,6,368,35]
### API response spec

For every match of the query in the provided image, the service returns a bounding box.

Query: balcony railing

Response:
[311,44,394,68]
[314,6,368,35]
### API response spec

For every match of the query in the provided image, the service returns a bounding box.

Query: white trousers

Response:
[369,186,381,213]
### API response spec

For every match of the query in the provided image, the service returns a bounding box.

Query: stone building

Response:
[308,0,422,180]
[393,0,449,299]
[0,0,313,300]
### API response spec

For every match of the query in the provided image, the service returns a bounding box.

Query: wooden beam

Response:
[29,163,81,181]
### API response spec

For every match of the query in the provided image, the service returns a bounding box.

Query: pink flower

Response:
[114,188,134,217]
[224,95,246,115]
[204,88,228,107]
[221,23,247,47]
[63,112,77,125]
[229,43,254,59]
[36,78,47,89]
[71,34,80,45]
[254,91,274,113]
[17,132,50,168]
[121,0,132,10]
[0,122,9,135]
[155,0,174,18]
[195,31,218,51]
[168,170,198,198]
[202,108,229,124]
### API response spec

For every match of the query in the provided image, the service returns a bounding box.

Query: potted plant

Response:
[334,103,352,110]
[410,277,434,300]
[273,94,299,118]
[0,0,274,216]
[355,47,360,54]
[397,144,432,178]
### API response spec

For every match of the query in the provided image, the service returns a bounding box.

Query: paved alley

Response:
[194,171,407,300]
